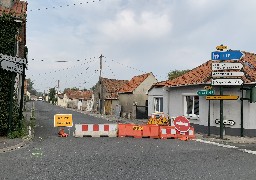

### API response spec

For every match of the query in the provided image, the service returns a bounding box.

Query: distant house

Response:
[118,72,157,119]
[30,95,37,101]
[58,90,93,111]
[26,91,31,101]
[57,94,65,107]
[93,78,129,115]
[148,51,256,137]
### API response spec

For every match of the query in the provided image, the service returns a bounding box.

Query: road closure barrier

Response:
[118,124,142,138]
[176,126,195,140]
[141,124,159,138]
[74,124,118,137]
[159,126,177,139]
[118,124,160,138]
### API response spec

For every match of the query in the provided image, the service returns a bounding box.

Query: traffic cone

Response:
[58,128,68,137]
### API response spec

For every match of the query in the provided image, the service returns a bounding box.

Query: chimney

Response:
[0,0,15,8]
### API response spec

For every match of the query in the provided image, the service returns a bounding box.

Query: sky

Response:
[25,0,256,93]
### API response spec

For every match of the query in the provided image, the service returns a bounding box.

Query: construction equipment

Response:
[147,112,169,125]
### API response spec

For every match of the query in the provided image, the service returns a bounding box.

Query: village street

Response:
[1,101,256,179]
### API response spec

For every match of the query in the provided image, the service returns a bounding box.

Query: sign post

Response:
[210,46,244,139]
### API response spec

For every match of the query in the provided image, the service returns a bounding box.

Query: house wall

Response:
[86,94,94,111]
[148,86,169,116]
[57,97,65,107]
[149,85,256,137]
[119,74,157,116]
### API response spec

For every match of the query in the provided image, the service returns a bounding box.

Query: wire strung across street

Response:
[28,55,165,91]
[27,0,102,12]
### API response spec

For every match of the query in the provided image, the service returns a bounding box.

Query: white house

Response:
[57,90,93,111]
[148,51,256,137]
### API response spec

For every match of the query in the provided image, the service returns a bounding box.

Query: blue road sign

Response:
[211,50,244,60]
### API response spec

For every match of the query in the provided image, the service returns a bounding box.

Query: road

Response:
[1,101,256,179]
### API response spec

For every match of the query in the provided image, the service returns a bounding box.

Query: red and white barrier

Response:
[159,126,177,139]
[74,124,118,137]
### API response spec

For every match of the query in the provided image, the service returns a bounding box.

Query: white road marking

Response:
[194,139,256,155]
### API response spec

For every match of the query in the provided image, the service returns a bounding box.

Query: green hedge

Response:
[0,14,22,136]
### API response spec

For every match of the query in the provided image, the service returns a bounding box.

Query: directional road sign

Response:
[212,63,243,70]
[0,53,26,64]
[173,116,190,132]
[211,79,243,85]
[215,119,235,126]
[212,72,244,77]
[211,50,244,60]
[0,60,23,74]
[197,89,215,96]
[206,95,239,100]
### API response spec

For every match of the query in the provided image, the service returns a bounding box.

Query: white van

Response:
[37,97,43,101]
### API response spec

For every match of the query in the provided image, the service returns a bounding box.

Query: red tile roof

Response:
[0,1,27,19]
[153,51,256,87]
[102,78,129,93]
[119,72,153,93]
[66,90,92,100]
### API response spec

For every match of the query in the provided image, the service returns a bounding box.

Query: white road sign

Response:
[211,79,243,85]
[0,53,26,64]
[1,60,23,74]
[212,72,244,77]
[212,63,243,70]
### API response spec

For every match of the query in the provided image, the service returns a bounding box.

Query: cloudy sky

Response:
[26,0,256,92]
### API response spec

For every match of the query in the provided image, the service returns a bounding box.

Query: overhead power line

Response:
[28,0,102,12]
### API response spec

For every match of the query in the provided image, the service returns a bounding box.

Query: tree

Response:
[26,78,37,95]
[63,87,79,93]
[71,87,79,91]
[168,69,190,80]
[90,85,96,91]
[49,87,57,104]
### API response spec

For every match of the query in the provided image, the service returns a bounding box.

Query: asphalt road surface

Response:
[1,101,256,180]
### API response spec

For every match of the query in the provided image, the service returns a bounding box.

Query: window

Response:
[154,97,163,112]
[184,96,199,119]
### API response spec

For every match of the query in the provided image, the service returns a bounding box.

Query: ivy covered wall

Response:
[0,14,21,136]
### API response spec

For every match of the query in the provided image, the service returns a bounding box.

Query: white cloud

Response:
[24,0,256,92]
[101,9,172,41]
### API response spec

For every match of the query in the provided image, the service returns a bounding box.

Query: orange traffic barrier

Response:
[176,127,195,140]
[188,127,195,139]
[118,124,142,138]
[118,124,127,137]
[142,124,160,138]
[159,126,177,139]
[118,124,160,138]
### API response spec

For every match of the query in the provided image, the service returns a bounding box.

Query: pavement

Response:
[1,105,256,153]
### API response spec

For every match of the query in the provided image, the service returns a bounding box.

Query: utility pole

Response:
[99,54,104,114]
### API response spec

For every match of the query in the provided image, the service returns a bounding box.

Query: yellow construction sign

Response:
[206,95,239,100]
[54,114,73,127]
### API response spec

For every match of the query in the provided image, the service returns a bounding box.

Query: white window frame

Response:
[183,95,199,120]
[153,97,163,112]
